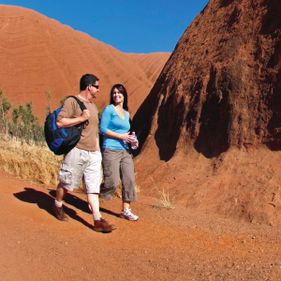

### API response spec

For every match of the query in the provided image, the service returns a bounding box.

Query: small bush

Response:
[0,90,45,144]
[154,189,175,209]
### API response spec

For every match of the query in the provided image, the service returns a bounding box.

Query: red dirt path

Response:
[1,171,281,281]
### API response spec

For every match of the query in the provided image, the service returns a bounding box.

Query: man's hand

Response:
[80,109,90,122]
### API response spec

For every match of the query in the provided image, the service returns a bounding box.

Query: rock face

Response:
[134,0,281,159]
[133,0,281,225]
[0,5,169,121]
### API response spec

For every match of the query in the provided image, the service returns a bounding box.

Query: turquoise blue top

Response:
[100,104,130,150]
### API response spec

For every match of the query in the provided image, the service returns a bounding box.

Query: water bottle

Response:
[131,131,138,150]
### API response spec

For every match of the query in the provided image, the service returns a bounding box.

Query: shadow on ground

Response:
[13,187,119,230]
[14,187,93,229]
[48,190,120,218]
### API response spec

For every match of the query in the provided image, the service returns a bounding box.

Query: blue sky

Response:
[1,0,208,53]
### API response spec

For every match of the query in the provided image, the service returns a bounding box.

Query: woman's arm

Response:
[104,128,134,143]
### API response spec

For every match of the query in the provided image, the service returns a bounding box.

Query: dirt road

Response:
[0,171,281,281]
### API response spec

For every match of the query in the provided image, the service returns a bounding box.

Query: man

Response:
[53,73,113,233]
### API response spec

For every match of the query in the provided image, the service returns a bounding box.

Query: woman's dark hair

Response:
[109,84,129,111]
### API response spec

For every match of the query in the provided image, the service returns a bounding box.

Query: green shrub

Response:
[0,90,44,144]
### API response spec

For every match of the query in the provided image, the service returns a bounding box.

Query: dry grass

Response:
[154,189,175,209]
[0,135,142,192]
[0,135,61,186]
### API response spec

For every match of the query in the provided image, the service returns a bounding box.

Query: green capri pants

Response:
[101,149,136,202]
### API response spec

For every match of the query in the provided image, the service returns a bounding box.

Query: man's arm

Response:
[57,109,90,128]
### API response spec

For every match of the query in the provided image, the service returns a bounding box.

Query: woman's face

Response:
[112,88,124,105]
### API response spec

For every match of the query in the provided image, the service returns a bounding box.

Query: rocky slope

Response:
[133,0,281,225]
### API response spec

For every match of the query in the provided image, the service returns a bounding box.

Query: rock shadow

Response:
[131,74,166,154]
[192,67,231,158]
[155,86,185,161]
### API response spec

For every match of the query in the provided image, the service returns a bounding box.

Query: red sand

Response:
[1,171,281,281]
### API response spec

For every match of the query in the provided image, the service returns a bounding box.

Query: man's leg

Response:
[53,184,68,221]
[54,147,82,221]
[88,192,114,233]
[87,193,101,220]
[84,151,114,233]
[56,184,66,202]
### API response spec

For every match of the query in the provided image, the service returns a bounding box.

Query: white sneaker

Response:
[120,208,139,221]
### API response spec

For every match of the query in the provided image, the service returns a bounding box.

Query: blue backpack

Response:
[44,96,86,155]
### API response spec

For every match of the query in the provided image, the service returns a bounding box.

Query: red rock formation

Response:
[133,0,281,224]
[0,5,169,121]
[135,0,281,158]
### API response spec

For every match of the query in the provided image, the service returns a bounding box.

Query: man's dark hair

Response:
[109,84,129,111]
[80,73,99,91]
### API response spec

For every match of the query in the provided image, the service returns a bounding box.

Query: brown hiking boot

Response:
[93,218,114,233]
[102,218,117,231]
[53,204,68,221]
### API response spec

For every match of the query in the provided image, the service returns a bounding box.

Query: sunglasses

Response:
[91,84,99,89]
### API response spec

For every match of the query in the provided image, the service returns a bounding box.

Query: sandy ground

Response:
[1,171,281,281]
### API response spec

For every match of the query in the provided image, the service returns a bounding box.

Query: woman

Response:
[100,84,139,221]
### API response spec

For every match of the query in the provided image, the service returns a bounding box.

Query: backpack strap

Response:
[65,95,88,127]
[66,95,87,111]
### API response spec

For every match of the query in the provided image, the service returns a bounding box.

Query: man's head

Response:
[80,73,99,90]
[80,73,100,99]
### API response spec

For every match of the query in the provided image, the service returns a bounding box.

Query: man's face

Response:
[89,82,100,98]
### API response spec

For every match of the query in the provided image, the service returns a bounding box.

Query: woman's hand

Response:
[121,132,136,143]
